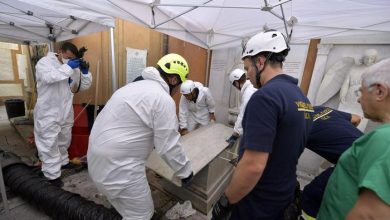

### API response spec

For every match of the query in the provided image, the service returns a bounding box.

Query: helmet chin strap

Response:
[251,53,273,88]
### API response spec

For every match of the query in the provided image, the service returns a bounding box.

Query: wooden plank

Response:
[146,123,232,187]
[300,39,321,95]
[168,36,208,111]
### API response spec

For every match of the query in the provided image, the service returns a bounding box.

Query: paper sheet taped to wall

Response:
[126,48,147,83]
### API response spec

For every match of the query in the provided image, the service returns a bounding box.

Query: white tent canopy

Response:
[25,0,390,49]
[0,0,115,44]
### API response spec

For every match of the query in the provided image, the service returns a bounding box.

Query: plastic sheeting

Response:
[0,0,114,44]
[24,0,390,49]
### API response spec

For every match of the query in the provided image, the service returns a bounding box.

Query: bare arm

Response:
[346,189,390,220]
[225,149,269,203]
[351,114,361,127]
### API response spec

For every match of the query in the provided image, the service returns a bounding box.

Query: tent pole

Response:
[49,41,54,52]
[110,27,117,92]
[205,48,211,86]
[154,0,213,28]
[279,4,289,38]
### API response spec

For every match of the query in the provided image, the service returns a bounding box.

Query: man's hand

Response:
[212,193,233,220]
[226,133,239,145]
[180,128,189,136]
[209,113,216,122]
[226,133,239,148]
[67,58,80,69]
[80,65,89,75]
[351,114,362,127]
[346,189,390,220]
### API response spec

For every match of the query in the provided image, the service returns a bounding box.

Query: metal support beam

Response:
[55,17,77,39]
[74,20,91,35]
[49,41,54,52]
[156,27,242,39]
[154,0,213,28]
[297,21,390,33]
[109,27,117,92]
[0,1,76,33]
[153,7,209,48]
[153,1,292,9]
[0,18,48,41]
[108,0,150,27]
[279,3,289,39]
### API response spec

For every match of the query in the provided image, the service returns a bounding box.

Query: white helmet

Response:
[242,30,288,59]
[229,69,246,84]
[180,80,196,94]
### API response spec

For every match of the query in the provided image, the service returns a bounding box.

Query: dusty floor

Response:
[0,104,315,220]
[0,105,208,220]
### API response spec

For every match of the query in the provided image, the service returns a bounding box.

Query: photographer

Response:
[33,42,92,187]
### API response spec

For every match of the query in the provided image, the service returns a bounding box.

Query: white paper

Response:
[0,49,14,80]
[126,48,147,84]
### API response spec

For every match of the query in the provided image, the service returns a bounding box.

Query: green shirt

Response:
[317,123,390,220]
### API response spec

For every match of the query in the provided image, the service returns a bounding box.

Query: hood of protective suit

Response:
[241,80,254,96]
[141,67,170,94]
[46,52,60,63]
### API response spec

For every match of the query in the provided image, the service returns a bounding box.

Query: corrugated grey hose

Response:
[1,151,121,220]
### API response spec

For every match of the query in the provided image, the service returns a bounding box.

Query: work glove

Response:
[212,193,232,220]
[80,65,89,75]
[226,134,238,145]
[67,58,80,69]
[229,157,239,167]
[181,172,194,187]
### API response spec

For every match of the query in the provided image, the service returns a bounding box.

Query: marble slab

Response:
[146,123,233,186]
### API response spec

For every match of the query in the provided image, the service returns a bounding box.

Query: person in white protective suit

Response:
[34,42,92,187]
[179,80,216,135]
[87,53,194,220]
[226,69,257,145]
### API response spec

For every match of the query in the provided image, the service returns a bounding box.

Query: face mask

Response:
[62,58,70,64]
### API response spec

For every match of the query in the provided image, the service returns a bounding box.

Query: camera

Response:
[76,46,90,70]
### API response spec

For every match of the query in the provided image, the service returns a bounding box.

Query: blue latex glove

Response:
[80,66,89,75]
[67,58,80,69]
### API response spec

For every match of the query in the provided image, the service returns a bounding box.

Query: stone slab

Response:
[146,123,233,186]
[160,168,233,214]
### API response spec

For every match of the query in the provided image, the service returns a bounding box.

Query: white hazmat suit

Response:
[233,80,256,135]
[34,52,92,180]
[88,67,192,220]
[179,83,216,131]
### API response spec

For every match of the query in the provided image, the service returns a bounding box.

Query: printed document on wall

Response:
[126,48,147,83]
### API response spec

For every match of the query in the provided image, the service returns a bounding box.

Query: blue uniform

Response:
[307,106,363,164]
[231,74,313,220]
[301,106,363,218]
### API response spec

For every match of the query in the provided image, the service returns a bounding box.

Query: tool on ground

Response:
[74,99,92,122]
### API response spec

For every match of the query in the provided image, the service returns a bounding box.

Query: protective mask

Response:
[62,58,70,64]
